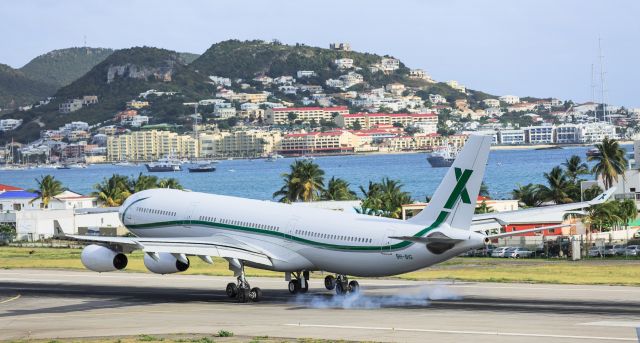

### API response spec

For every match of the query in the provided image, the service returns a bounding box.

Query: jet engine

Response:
[81,244,128,272]
[143,252,190,274]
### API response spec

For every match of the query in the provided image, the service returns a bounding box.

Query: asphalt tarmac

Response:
[0,269,639,342]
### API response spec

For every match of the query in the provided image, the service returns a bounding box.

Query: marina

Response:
[0,145,615,201]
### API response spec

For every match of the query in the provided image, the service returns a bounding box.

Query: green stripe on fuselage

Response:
[125,209,450,252]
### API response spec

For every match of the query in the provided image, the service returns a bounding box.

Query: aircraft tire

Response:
[335,282,346,295]
[324,275,336,290]
[348,280,360,293]
[249,287,262,302]
[288,280,299,294]
[237,288,249,303]
[226,283,238,298]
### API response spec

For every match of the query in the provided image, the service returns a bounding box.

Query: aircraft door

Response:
[285,217,301,247]
[184,202,198,228]
[381,228,396,255]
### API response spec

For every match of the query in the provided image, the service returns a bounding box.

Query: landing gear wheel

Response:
[348,280,360,293]
[226,282,238,298]
[335,281,346,295]
[324,275,336,290]
[288,280,300,294]
[237,288,249,303]
[249,287,262,302]
[299,279,309,293]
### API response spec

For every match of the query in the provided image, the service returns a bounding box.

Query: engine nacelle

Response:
[143,252,190,274]
[81,244,128,272]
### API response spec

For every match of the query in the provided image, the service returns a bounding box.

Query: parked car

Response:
[604,244,626,256]
[625,245,640,256]
[503,247,518,258]
[588,246,604,257]
[491,247,512,258]
[509,247,533,258]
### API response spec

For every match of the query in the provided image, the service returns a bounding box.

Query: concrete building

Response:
[199,130,281,158]
[106,130,198,161]
[499,95,520,104]
[428,94,447,104]
[335,112,438,132]
[0,119,23,131]
[296,70,316,78]
[555,124,580,144]
[483,99,500,108]
[82,95,99,105]
[446,80,466,93]
[524,126,554,144]
[330,42,351,51]
[126,100,149,109]
[498,129,526,145]
[278,130,359,155]
[334,58,354,69]
[265,106,349,125]
[59,99,83,113]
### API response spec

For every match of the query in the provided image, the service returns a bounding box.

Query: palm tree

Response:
[321,177,357,201]
[128,173,159,193]
[31,175,64,208]
[273,160,325,203]
[539,166,576,204]
[614,199,637,230]
[158,178,183,190]
[358,178,412,219]
[93,174,131,207]
[475,200,494,214]
[588,138,627,189]
[562,155,589,182]
[583,185,603,201]
[512,183,544,207]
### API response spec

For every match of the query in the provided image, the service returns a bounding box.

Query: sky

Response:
[1,0,639,107]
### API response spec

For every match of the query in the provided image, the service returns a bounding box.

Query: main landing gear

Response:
[324,274,359,295]
[225,259,261,303]
[287,270,310,294]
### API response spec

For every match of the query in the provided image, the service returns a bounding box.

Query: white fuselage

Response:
[120,189,483,277]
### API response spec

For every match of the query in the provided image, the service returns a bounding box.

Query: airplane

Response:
[56,135,612,303]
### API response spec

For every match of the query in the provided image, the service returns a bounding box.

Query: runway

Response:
[0,269,639,342]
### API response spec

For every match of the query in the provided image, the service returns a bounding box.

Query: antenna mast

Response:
[598,38,608,123]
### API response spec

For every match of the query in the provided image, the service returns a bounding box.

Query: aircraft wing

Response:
[471,187,615,231]
[55,223,273,267]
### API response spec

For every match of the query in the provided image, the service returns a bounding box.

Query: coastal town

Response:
[0,41,635,165]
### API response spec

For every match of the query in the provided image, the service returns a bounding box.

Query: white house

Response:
[0,119,23,131]
[428,94,447,104]
[334,58,354,69]
[297,70,316,78]
[499,95,520,104]
[498,129,526,144]
[524,125,554,144]
[483,99,500,108]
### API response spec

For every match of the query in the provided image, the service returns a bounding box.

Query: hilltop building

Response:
[329,42,351,51]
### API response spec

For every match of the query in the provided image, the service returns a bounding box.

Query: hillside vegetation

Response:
[20,47,115,88]
[0,64,57,110]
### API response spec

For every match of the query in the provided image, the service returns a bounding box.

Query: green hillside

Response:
[20,47,114,88]
[0,64,57,111]
[3,47,205,140]
[190,39,417,87]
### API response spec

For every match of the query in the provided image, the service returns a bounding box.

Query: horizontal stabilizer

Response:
[389,235,464,245]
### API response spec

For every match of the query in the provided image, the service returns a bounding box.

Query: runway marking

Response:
[0,294,20,304]
[580,321,640,328]
[284,323,637,341]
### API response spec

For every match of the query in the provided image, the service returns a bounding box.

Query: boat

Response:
[56,164,72,170]
[114,161,135,167]
[586,147,601,157]
[188,163,216,173]
[427,145,457,168]
[535,146,562,150]
[265,153,283,162]
[145,156,182,172]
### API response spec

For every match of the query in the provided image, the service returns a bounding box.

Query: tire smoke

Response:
[291,285,461,309]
